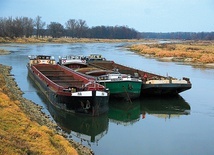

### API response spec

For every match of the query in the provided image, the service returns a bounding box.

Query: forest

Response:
[0,16,213,40]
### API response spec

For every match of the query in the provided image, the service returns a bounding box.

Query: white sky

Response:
[0,0,213,32]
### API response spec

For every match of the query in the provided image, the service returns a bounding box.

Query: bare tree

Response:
[47,22,64,38]
[65,19,77,37]
[65,19,88,38]
[4,17,15,38]
[34,16,46,38]
[22,17,34,38]
[0,18,6,37]
[13,17,24,37]
[76,19,88,38]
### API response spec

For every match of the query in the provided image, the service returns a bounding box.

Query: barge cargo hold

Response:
[27,55,109,116]
[87,60,192,96]
[58,55,142,100]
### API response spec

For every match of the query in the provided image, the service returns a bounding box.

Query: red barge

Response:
[27,55,109,116]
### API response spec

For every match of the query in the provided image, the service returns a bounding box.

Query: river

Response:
[0,42,214,155]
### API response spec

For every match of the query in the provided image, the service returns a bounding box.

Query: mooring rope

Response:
[123,86,132,103]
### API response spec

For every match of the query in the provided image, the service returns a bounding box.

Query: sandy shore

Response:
[204,63,214,68]
[0,64,94,155]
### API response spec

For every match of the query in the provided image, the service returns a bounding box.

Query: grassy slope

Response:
[0,66,78,155]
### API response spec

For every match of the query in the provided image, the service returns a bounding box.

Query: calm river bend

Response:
[0,42,214,155]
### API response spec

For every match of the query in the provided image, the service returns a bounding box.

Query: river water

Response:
[0,42,214,155]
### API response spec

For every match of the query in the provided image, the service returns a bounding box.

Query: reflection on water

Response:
[48,102,109,145]
[46,95,190,148]
[108,99,141,126]
[141,96,191,119]
[108,95,190,125]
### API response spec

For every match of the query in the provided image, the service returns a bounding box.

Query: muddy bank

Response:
[0,64,94,155]
[0,49,10,55]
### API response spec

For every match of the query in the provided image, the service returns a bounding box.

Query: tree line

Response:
[141,32,214,40]
[0,16,213,40]
[0,16,139,39]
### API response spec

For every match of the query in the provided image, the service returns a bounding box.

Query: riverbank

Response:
[0,64,93,155]
[0,37,145,44]
[129,40,214,68]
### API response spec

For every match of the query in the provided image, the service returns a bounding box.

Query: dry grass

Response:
[130,41,214,64]
[0,73,78,155]
[0,37,143,44]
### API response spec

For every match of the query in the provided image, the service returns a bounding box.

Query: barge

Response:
[58,55,87,69]
[87,60,192,96]
[27,55,109,116]
[95,72,142,100]
[58,55,142,100]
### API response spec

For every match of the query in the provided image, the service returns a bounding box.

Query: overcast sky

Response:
[1,0,213,32]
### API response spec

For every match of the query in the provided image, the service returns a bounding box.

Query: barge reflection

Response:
[141,96,191,119]
[48,102,109,145]
[108,99,141,126]
[108,95,190,124]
